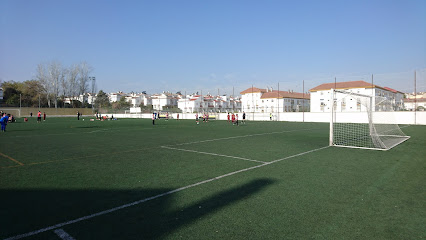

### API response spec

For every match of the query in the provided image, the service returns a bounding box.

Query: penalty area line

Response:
[2,145,328,240]
[53,229,75,240]
[161,146,266,164]
[0,152,24,166]
[170,128,319,147]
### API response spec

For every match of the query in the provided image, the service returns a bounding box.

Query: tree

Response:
[20,80,45,107]
[78,61,93,96]
[36,63,50,107]
[112,96,130,109]
[94,90,110,109]
[48,60,62,108]
[2,81,21,105]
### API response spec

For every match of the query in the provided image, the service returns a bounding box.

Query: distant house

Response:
[309,80,404,112]
[240,87,310,113]
[151,92,179,111]
[177,94,241,113]
[403,98,426,111]
[109,91,125,103]
[178,95,203,113]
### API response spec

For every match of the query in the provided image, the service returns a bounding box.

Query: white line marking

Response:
[161,146,266,163]
[53,229,75,240]
[170,128,318,146]
[3,145,328,240]
[269,146,330,163]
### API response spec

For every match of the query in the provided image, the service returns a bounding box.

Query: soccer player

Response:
[235,114,239,126]
[43,112,46,121]
[242,112,246,124]
[231,113,235,125]
[0,113,8,132]
[195,113,199,124]
[227,113,230,123]
[152,113,155,125]
[37,111,42,123]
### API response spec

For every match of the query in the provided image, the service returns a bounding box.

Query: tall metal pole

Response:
[414,70,417,125]
[39,94,40,110]
[19,94,21,117]
[233,86,235,112]
[185,90,186,120]
[252,84,254,121]
[277,82,279,121]
[303,80,305,122]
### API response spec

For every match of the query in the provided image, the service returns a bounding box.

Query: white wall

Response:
[108,111,426,125]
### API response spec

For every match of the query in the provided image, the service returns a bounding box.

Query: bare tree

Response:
[67,64,80,106]
[48,61,62,108]
[78,61,93,96]
[59,67,69,106]
[36,63,50,107]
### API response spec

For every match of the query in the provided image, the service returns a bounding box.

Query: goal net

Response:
[329,89,409,150]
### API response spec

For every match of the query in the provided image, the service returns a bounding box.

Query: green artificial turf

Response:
[0,118,424,239]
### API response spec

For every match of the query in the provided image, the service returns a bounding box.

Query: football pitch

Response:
[0,118,425,240]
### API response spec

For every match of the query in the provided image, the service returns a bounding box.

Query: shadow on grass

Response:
[75,125,102,129]
[0,178,275,239]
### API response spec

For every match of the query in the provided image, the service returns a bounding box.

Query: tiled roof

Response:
[240,87,309,99]
[403,98,426,103]
[309,80,383,92]
[261,90,310,100]
[383,87,404,94]
[240,87,266,94]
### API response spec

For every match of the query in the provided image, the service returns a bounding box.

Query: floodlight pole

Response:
[19,94,22,117]
[252,84,254,121]
[329,89,334,146]
[303,80,305,122]
[277,82,279,121]
[414,70,416,125]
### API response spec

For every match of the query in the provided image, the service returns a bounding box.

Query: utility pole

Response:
[252,84,254,121]
[277,82,279,121]
[414,70,417,125]
[303,80,305,122]
[232,86,235,112]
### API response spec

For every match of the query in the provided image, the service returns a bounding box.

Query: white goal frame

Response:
[329,89,410,151]
[0,108,21,118]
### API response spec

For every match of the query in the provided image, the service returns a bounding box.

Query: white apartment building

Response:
[109,91,125,103]
[309,81,404,112]
[87,93,96,105]
[177,94,241,113]
[240,87,310,113]
[178,95,203,113]
[125,93,144,107]
[151,92,179,110]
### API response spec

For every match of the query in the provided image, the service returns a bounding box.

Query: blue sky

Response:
[1,0,425,95]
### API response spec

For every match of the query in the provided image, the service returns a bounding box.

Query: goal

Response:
[329,89,409,150]
[0,108,21,118]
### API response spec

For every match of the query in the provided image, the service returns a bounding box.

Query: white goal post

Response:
[0,108,21,118]
[329,89,410,151]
